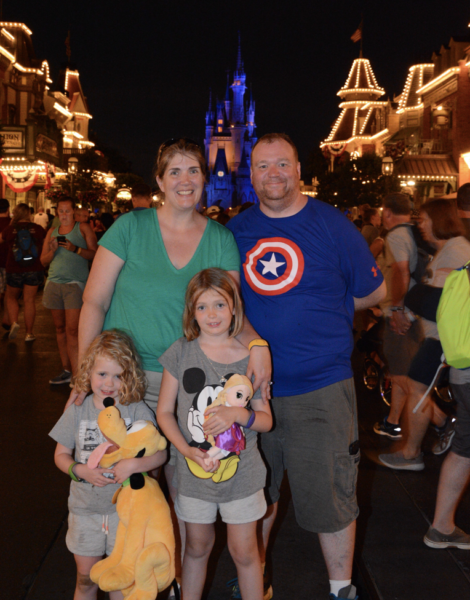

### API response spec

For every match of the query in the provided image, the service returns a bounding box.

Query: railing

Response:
[63,148,86,155]
[407,138,453,155]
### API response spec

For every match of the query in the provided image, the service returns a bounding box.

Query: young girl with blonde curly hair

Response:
[50,329,167,600]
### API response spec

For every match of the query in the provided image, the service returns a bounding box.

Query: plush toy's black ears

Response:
[104,397,115,408]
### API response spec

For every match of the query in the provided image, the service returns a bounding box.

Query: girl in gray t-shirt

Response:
[157,268,272,600]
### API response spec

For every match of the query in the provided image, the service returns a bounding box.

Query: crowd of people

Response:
[2,134,470,600]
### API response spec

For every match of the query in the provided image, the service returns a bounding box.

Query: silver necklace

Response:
[201,350,229,384]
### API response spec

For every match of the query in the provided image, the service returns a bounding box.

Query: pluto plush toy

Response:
[88,398,175,600]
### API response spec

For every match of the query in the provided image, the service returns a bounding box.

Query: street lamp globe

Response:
[68,156,78,175]
[381,156,393,176]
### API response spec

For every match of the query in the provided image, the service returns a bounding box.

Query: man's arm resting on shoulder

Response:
[353,280,386,311]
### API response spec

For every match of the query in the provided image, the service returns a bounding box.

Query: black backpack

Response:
[12,225,38,266]
[387,222,435,284]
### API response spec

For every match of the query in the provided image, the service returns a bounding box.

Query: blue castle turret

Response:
[204,38,258,209]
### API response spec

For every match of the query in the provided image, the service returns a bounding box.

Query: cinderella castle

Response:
[204,43,258,208]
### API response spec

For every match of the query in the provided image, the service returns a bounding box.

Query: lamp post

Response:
[381,156,394,176]
[68,156,78,198]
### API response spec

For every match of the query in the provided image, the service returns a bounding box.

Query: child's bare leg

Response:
[227,521,263,600]
[73,555,101,600]
[182,522,215,600]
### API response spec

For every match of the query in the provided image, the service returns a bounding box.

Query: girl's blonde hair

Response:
[74,330,147,405]
[183,268,244,341]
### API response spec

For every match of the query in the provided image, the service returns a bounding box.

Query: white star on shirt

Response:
[259,253,285,276]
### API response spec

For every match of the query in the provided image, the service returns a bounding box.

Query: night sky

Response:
[9,1,470,183]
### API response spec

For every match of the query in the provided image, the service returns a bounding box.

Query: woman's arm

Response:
[40,228,58,267]
[78,246,124,364]
[229,270,272,402]
[65,246,125,410]
[79,222,98,260]
[157,369,217,473]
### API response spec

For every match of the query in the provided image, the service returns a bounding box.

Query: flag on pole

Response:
[65,31,71,59]
[351,22,362,43]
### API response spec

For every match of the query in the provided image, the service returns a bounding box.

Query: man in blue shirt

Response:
[227,134,386,600]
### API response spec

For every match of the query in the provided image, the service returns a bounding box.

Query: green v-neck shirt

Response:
[100,209,240,372]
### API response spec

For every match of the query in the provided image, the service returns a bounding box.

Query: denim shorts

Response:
[259,378,360,534]
[6,270,44,289]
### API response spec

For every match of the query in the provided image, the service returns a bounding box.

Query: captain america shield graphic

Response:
[243,237,305,296]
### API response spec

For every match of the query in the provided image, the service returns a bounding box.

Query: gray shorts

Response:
[382,317,423,376]
[42,280,84,310]
[66,511,119,557]
[175,489,267,525]
[144,370,176,466]
[450,383,470,459]
[260,379,360,534]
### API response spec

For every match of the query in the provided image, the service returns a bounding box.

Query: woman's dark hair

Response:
[421,198,465,240]
[155,139,206,180]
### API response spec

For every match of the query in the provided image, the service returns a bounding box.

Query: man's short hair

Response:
[131,183,152,198]
[251,133,299,163]
[383,193,411,216]
[363,208,378,223]
[0,198,9,213]
[457,183,470,211]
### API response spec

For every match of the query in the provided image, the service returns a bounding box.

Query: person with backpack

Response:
[380,199,470,471]
[424,255,470,549]
[0,203,45,341]
[372,193,425,442]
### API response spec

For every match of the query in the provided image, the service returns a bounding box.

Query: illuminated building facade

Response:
[0,21,94,208]
[203,44,258,208]
[321,55,391,161]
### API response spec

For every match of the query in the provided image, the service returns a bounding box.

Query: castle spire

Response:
[236,32,242,72]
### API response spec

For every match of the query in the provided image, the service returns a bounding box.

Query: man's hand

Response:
[246,346,272,403]
[64,387,87,412]
[390,311,411,335]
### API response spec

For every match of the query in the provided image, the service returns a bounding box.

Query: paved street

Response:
[2,293,470,600]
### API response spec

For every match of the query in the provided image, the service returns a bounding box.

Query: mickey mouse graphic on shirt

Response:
[183,368,252,483]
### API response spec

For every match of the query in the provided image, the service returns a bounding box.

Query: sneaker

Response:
[432,417,456,455]
[49,370,72,385]
[373,417,402,440]
[424,525,470,549]
[227,576,273,600]
[379,450,425,471]
[8,321,20,340]
[25,333,36,342]
[329,584,358,599]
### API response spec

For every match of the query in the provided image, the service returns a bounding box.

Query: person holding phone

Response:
[41,196,98,384]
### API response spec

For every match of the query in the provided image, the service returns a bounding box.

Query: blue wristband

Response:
[246,410,256,429]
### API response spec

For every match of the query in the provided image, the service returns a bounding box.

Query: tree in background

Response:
[304,149,399,210]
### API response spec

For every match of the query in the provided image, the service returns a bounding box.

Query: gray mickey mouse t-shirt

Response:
[49,395,156,515]
[159,337,266,503]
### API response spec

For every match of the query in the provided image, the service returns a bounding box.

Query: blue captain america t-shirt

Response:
[227,198,384,396]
